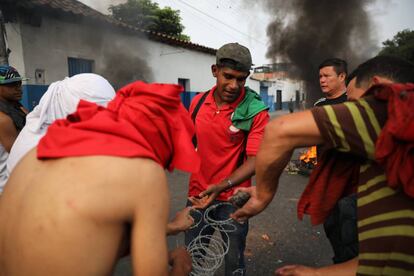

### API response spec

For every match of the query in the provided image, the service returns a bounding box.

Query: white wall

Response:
[146,42,215,92]
[9,16,215,90]
[273,79,304,102]
[245,77,260,93]
[5,23,25,75]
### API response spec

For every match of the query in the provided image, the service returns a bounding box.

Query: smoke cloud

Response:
[250,0,379,105]
[99,38,154,90]
[76,1,154,89]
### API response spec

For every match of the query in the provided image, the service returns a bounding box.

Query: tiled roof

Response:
[13,0,217,55]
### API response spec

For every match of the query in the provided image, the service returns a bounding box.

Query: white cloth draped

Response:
[3,73,115,187]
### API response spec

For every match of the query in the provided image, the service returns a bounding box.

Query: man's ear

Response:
[372,75,381,85]
[338,72,346,82]
[372,75,393,85]
[211,64,218,78]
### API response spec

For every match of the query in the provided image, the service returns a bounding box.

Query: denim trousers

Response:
[185,200,249,276]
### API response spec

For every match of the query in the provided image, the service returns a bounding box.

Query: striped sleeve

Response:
[313,95,414,275]
[310,96,387,160]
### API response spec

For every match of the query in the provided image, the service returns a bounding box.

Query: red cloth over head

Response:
[37,81,200,173]
[370,83,414,197]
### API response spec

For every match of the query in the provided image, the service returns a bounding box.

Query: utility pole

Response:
[0,9,9,65]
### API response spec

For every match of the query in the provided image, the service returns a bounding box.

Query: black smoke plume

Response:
[99,39,154,90]
[258,0,378,105]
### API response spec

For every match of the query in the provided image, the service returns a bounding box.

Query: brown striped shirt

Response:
[311,95,414,275]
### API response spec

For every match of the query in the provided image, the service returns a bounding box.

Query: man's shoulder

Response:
[0,100,11,113]
[192,92,207,102]
[189,91,210,113]
[314,93,347,107]
[250,109,269,128]
[330,93,347,105]
[0,111,13,125]
[0,100,24,120]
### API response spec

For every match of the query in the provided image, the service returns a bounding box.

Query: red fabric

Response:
[188,87,269,200]
[297,151,359,225]
[371,83,414,198]
[37,81,200,173]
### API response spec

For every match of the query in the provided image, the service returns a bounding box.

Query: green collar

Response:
[231,87,268,131]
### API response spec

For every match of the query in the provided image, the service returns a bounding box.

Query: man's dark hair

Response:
[346,69,358,86]
[217,58,249,73]
[319,58,348,76]
[348,55,414,87]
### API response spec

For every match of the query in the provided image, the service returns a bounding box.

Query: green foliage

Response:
[109,0,190,41]
[378,29,414,63]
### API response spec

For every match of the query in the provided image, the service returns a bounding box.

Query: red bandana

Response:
[37,81,200,173]
[373,83,414,197]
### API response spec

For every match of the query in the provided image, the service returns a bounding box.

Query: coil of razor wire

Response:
[187,202,240,276]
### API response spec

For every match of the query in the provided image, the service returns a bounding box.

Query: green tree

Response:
[378,29,414,63]
[109,0,190,41]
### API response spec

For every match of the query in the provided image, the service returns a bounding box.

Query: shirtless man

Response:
[0,81,200,276]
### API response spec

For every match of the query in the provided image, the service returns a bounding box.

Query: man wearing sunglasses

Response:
[0,65,27,192]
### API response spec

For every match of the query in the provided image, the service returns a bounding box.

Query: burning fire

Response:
[300,146,317,165]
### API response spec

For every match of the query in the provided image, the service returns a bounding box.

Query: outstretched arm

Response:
[189,156,256,209]
[131,162,169,275]
[232,110,323,221]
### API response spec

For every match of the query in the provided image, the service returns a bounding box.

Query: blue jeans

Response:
[185,200,248,276]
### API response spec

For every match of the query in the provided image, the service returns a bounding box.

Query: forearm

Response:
[256,111,323,206]
[315,257,358,275]
[255,130,294,207]
[193,156,256,206]
[219,156,256,191]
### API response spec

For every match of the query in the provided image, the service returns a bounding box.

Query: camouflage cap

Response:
[0,65,27,85]
[216,43,252,72]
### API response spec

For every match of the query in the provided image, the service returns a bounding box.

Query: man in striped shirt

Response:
[232,55,414,275]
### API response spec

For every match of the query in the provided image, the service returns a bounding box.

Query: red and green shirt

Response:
[188,86,269,201]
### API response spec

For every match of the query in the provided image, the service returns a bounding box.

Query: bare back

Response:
[0,149,170,276]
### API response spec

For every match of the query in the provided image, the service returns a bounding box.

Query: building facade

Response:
[252,64,305,111]
[2,0,220,110]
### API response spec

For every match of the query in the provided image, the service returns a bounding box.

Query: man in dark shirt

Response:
[314,58,347,107]
[314,58,358,264]
[0,65,27,191]
[314,58,348,157]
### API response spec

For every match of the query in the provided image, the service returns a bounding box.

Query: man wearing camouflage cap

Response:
[186,43,269,275]
[0,65,27,191]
